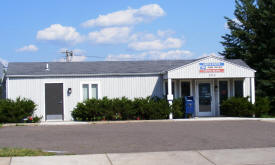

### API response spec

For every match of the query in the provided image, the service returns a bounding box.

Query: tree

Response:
[220,0,275,113]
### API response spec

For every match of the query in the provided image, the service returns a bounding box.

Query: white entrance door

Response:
[197,81,214,116]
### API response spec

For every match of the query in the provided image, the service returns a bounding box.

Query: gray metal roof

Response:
[6,58,252,77]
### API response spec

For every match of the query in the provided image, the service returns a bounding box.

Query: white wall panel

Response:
[8,75,163,121]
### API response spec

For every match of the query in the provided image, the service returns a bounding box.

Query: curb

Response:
[1,117,275,127]
[1,123,40,127]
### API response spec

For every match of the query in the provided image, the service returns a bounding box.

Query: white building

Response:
[3,56,256,121]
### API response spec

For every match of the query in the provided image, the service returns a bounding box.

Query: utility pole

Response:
[61,50,73,62]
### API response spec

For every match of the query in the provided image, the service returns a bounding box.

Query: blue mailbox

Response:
[184,96,194,118]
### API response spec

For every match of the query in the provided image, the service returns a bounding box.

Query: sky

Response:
[0,0,236,65]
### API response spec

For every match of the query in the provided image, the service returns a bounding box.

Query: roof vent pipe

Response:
[45,63,49,71]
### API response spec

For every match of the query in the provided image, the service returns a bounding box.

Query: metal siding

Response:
[168,57,254,79]
[8,75,163,121]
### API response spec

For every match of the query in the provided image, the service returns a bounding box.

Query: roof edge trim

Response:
[6,72,163,78]
[166,56,256,73]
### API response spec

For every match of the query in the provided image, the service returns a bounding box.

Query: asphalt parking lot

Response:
[0,120,275,154]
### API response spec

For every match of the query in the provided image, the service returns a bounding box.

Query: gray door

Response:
[45,83,63,120]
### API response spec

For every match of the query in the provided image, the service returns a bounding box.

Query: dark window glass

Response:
[165,81,174,95]
[219,81,228,103]
[199,83,211,112]
[234,80,243,97]
[181,82,190,97]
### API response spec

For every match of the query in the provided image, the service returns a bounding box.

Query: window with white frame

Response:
[82,83,99,101]
[91,84,98,99]
[82,84,89,101]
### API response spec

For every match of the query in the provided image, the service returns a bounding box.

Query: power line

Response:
[74,55,105,59]
[5,50,148,61]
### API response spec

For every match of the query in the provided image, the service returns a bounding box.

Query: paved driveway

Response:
[0,120,275,154]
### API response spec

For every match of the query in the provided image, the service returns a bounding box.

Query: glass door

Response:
[198,82,213,116]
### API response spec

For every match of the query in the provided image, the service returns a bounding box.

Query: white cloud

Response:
[36,24,83,44]
[16,44,38,52]
[70,56,86,62]
[87,28,183,47]
[82,4,165,27]
[149,50,193,60]
[106,49,193,61]
[165,38,182,49]
[88,27,131,44]
[106,52,147,61]
[82,9,136,27]
[130,32,157,41]
[157,30,174,37]
[136,4,165,17]
[73,49,86,56]
[0,57,8,67]
[128,37,182,51]
[129,40,163,51]
[200,52,223,58]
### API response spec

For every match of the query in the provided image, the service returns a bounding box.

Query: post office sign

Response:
[199,62,224,73]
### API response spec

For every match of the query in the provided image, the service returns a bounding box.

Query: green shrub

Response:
[255,97,270,117]
[113,97,135,120]
[0,97,36,123]
[171,98,184,118]
[220,97,254,117]
[72,96,172,121]
[147,96,170,119]
[71,99,99,121]
[98,97,113,120]
[132,97,150,120]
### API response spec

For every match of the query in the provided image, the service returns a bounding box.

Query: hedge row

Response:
[71,97,185,121]
[2,96,269,123]
[220,96,270,117]
[0,97,37,123]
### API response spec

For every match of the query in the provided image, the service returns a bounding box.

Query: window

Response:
[165,81,174,95]
[91,84,98,99]
[82,83,99,100]
[82,84,89,101]
[234,80,243,97]
[181,82,190,98]
[219,81,228,103]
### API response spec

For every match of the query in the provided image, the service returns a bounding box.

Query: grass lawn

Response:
[0,148,56,157]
